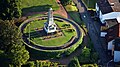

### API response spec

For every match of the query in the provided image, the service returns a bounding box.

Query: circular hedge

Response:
[20,16,83,58]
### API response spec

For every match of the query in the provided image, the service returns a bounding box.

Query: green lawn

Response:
[82,0,97,9]
[24,19,76,47]
[65,3,84,25]
[68,12,82,23]
[21,0,59,15]
[28,14,65,19]
[24,20,45,33]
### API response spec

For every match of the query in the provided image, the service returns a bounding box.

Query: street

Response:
[73,0,113,66]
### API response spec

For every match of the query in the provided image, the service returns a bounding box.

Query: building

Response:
[96,0,120,62]
[112,38,120,62]
[96,0,120,24]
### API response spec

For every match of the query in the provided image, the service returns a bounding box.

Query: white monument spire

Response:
[47,8,54,26]
[44,8,57,33]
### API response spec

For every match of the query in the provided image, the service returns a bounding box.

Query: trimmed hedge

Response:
[20,16,84,59]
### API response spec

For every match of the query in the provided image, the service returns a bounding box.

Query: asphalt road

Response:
[73,0,113,66]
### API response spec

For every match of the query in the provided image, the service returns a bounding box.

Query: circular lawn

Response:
[24,18,76,47]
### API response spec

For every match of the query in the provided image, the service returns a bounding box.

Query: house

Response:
[96,0,120,24]
[96,0,120,62]
[112,38,120,62]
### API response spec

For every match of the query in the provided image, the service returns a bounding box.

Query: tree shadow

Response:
[22,4,52,15]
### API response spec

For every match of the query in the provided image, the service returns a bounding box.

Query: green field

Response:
[24,19,76,47]
[21,0,59,15]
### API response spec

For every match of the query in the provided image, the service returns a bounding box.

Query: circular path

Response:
[20,16,83,51]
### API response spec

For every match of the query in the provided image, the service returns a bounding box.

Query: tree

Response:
[9,45,29,67]
[0,20,21,52]
[0,0,21,20]
[78,46,91,63]
[60,0,72,6]
[0,20,29,67]
[68,57,81,67]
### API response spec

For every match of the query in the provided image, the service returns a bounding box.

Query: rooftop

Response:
[101,19,118,31]
[106,19,118,28]
[105,23,120,42]
[97,0,120,14]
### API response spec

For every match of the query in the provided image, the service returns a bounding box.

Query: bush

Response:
[68,57,81,67]
[27,61,35,67]
[78,46,91,64]
[60,0,72,6]
[65,29,75,32]
[62,24,71,28]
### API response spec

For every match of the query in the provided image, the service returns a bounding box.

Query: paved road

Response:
[20,16,83,51]
[73,0,112,66]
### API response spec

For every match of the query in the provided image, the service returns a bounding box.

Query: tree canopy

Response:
[60,0,72,6]
[0,0,21,20]
[0,20,29,67]
[0,20,21,52]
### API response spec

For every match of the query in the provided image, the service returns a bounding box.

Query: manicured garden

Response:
[21,0,59,15]
[24,19,76,47]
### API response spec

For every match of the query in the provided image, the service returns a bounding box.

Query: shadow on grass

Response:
[68,11,83,24]
[24,29,47,38]
[26,45,63,60]
[22,4,52,15]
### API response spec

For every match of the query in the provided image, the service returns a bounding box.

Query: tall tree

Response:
[0,20,21,51]
[9,45,29,67]
[0,0,21,20]
[0,20,29,67]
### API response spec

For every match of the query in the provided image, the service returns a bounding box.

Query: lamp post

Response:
[29,23,31,44]
[107,59,113,67]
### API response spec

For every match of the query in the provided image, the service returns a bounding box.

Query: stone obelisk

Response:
[44,8,57,33]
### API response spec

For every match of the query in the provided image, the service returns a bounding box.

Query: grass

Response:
[68,12,82,24]
[65,4,78,11]
[65,2,84,25]
[24,20,45,33]
[21,0,59,15]
[82,0,97,9]
[28,14,65,19]
[24,19,76,47]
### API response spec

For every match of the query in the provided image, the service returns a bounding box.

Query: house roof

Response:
[106,19,118,28]
[97,0,120,14]
[105,23,120,42]
[101,19,118,31]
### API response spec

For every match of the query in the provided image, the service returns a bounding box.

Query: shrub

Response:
[27,61,35,67]
[68,57,81,67]
[65,29,75,32]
